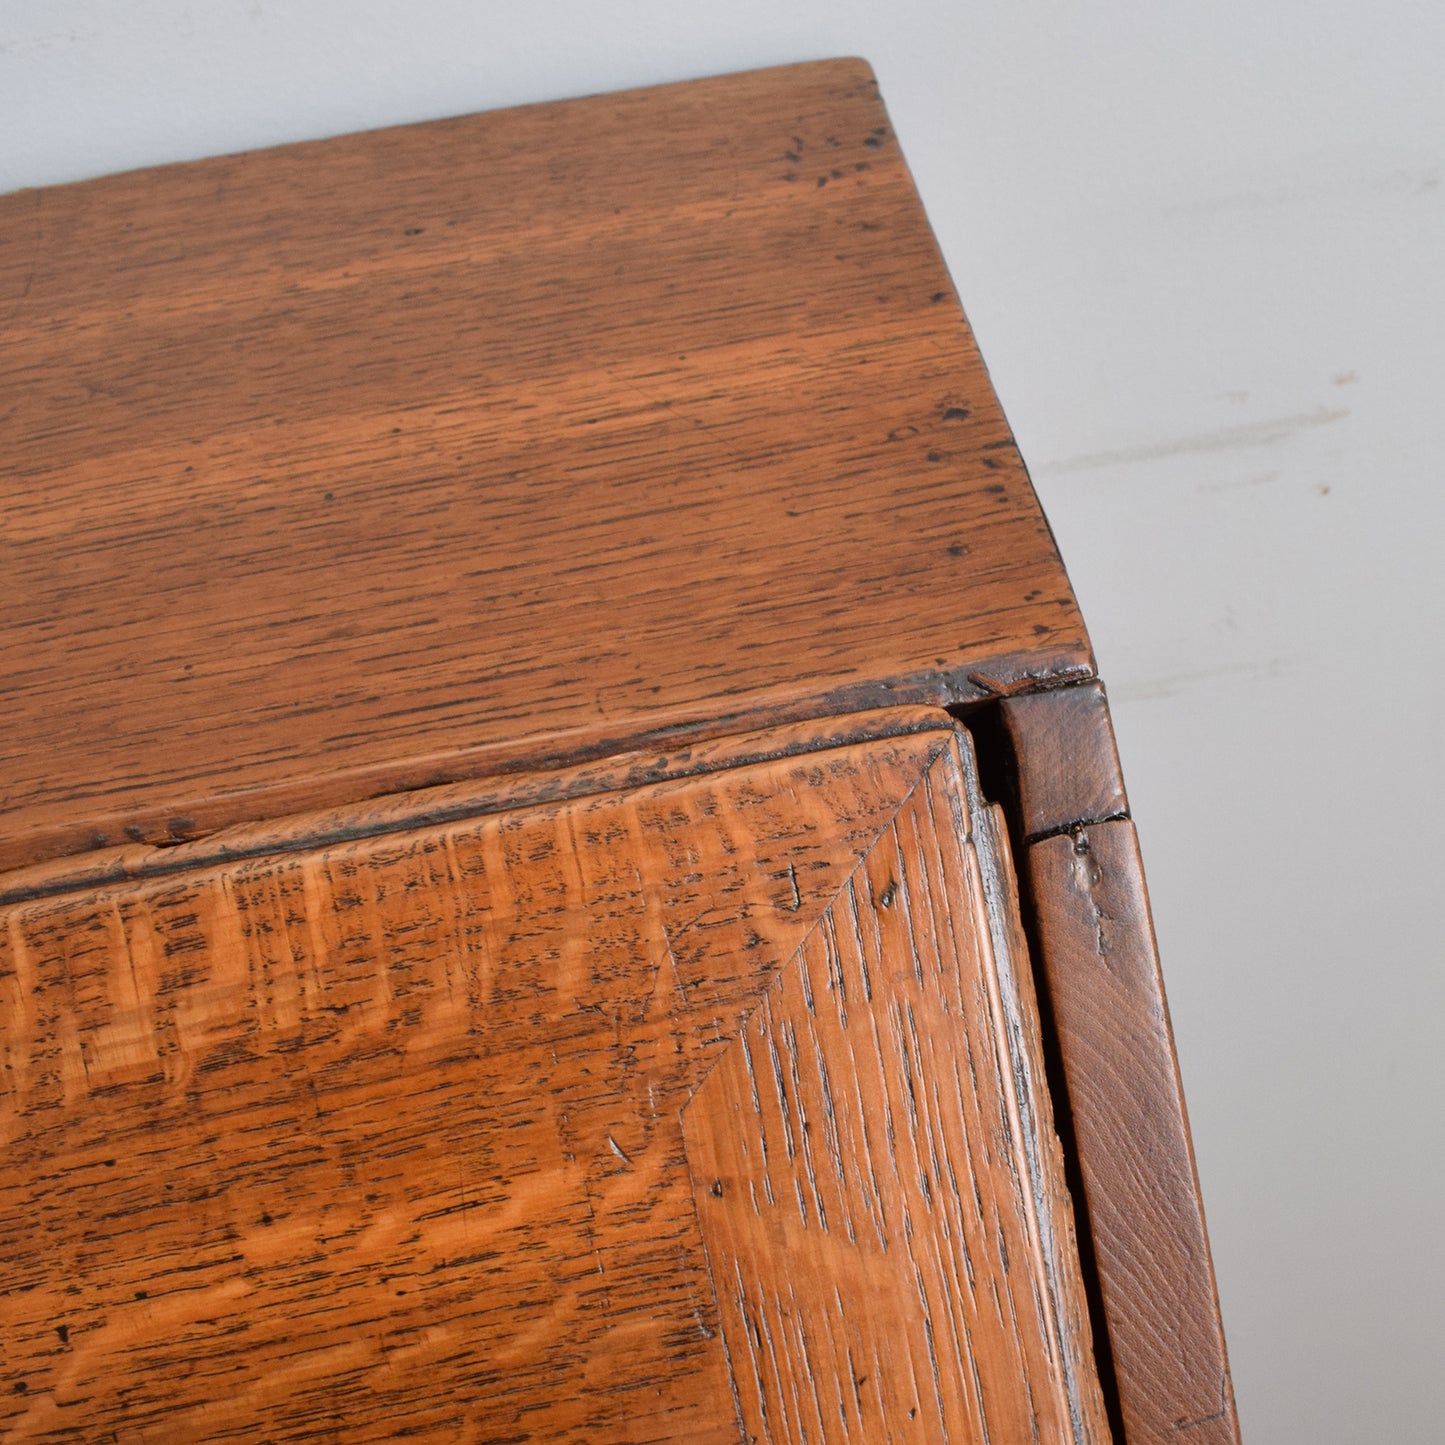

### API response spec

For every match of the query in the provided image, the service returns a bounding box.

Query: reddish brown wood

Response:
[999,681,1129,840]
[998,679,1235,1440]
[0,58,1240,1442]
[1023,821,1238,1444]
[0,707,953,909]
[0,58,1090,875]
[0,714,1106,1442]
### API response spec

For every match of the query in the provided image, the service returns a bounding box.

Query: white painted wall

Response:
[4,4,1441,1439]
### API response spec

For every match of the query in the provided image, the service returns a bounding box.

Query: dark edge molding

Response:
[982,681,1239,1444]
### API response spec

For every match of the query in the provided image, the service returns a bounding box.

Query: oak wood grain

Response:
[0,59,1090,875]
[0,715,1104,1442]
[682,761,1107,1443]
[1024,821,1238,1444]
[999,681,1129,840]
[998,680,1235,1441]
[0,708,953,910]
[0,57,1238,1440]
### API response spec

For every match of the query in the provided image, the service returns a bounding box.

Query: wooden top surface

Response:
[0,59,1089,871]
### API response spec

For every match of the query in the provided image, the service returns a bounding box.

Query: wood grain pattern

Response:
[1024,822,1238,1444]
[999,682,1129,841]
[0,716,1104,1442]
[999,681,1236,1441]
[0,708,953,910]
[1,57,1236,1440]
[682,765,1107,1443]
[0,58,1090,874]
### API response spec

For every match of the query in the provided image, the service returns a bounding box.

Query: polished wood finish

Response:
[1,59,1237,1442]
[0,714,1106,1442]
[0,58,1089,875]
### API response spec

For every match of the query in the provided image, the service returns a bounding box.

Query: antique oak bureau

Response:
[0,61,1237,1444]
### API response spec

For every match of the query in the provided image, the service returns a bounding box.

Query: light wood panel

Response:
[683,781,1104,1443]
[0,59,1089,874]
[0,715,1105,1442]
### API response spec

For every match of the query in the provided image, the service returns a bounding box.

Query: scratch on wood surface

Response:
[1174,1406,1230,1432]
[1068,833,1113,964]
[0,716,1110,1441]
[0,730,944,1439]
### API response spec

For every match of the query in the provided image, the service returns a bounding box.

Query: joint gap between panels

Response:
[1023,812,1131,847]
[943,693,1130,1439]
[0,714,956,907]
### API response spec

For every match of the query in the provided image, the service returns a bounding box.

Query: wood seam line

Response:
[990,677,1130,844]
[0,711,956,909]
[6,647,1097,881]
